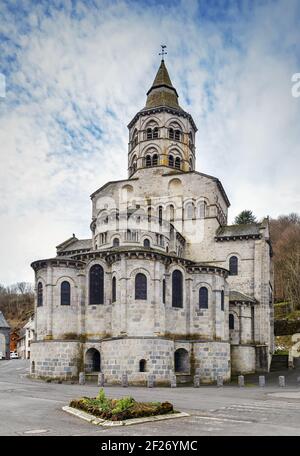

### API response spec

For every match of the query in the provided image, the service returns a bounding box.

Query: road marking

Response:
[23,429,49,434]
[194,415,254,424]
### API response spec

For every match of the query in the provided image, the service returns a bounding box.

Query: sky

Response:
[0,0,299,285]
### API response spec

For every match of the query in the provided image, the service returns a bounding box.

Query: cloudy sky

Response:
[0,0,299,285]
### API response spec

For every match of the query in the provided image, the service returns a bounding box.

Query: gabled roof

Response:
[0,311,10,329]
[62,239,92,252]
[57,237,92,254]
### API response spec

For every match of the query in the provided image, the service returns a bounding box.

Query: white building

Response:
[17,316,35,359]
[30,58,274,384]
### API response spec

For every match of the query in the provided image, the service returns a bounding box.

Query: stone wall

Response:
[30,340,82,379]
[231,345,256,374]
[193,341,231,383]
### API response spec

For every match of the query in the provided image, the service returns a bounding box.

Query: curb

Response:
[62,406,189,427]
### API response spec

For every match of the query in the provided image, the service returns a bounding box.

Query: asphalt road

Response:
[1,360,300,436]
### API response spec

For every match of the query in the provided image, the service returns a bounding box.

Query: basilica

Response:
[30,58,274,384]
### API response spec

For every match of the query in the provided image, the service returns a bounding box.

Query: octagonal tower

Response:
[128,59,197,177]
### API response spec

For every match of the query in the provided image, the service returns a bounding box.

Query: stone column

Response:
[119,256,128,335]
[212,275,217,340]
[153,260,162,335]
[46,263,53,338]
[77,271,86,336]
[186,277,193,336]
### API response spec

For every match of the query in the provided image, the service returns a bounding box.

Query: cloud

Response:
[0,0,299,284]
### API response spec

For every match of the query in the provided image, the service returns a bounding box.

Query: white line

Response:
[194,416,254,424]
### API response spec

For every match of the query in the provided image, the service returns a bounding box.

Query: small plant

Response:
[111,396,135,414]
[95,388,110,411]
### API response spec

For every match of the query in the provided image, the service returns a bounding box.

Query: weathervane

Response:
[159,44,167,61]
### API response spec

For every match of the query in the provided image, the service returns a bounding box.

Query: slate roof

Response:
[62,239,92,252]
[145,59,181,110]
[56,236,92,253]
[0,311,10,329]
[216,223,262,239]
[229,290,256,304]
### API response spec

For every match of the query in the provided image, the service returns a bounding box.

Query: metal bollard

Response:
[98,373,105,387]
[217,376,223,387]
[79,372,85,385]
[259,375,265,387]
[194,375,200,388]
[147,374,155,388]
[238,375,245,387]
[279,376,285,387]
[122,373,128,387]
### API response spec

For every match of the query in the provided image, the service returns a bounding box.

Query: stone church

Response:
[30,58,274,384]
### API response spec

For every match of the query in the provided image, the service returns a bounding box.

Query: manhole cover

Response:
[24,429,49,434]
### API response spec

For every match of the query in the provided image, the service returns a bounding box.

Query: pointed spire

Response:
[145,60,180,110]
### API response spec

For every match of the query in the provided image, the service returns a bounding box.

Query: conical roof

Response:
[145,60,180,110]
[0,311,10,328]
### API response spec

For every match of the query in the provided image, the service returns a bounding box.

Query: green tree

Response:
[234,210,257,225]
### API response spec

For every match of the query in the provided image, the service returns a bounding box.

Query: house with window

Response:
[30,57,273,384]
[17,316,35,359]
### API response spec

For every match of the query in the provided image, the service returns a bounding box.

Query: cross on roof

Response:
[159,44,167,61]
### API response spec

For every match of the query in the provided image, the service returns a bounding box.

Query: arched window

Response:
[175,157,181,170]
[112,276,116,303]
[146,128,152,139]
[143,238,150,248]
[152,154,158,166]
[169,204,175,222]
[113,237,120,247]
[199,287,208,309]
[221,290,225,311]
[37,282,43,307]
[132,130,138,148]
[189,132,193,147]
[174,129,181,141]
[147,206,151,222]
[199,202,207,218]
[133,161,137,172]
[89,264,104,305]
[169,128,174,139]
[159,206,163,225]
[172,270,183,308]
[229,314,235,330]
[186,203,194,219]
[162,279,166,304]
[229,256,238,276]
[139,359,146,372]
[135,273,147,300]
[145,155,151,167]
[169,155,174,167]
[61,281,71,306]
[153,127,159,139]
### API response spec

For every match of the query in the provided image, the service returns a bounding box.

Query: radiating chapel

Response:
[30,56,274,384]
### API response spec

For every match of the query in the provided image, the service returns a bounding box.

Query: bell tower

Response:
[127,48,197,178]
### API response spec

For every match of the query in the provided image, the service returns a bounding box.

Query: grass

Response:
[69,388,174,421]
[274,302,300,320]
